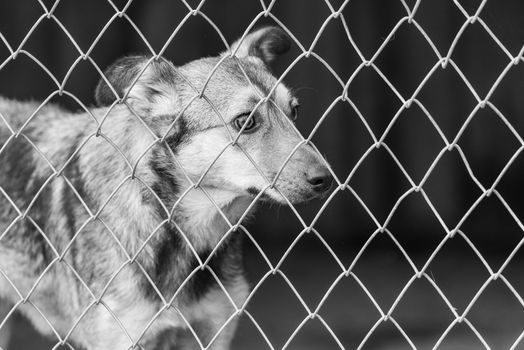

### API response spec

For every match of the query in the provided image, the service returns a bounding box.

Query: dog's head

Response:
[95,27,332,205]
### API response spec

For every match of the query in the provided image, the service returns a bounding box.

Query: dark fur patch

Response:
[246,186,271,201]
[141,222,244,303]
[246,187,259,196]
[184,233,244,301]
[149,148,179,215]
[0,136,39,208]
[248,27,291,64]
[142,221,184,300]
[164,117,188,150]
[146,115,189,212]
[0,133,54,266]
[141,145,183,300]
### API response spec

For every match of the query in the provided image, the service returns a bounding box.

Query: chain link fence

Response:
[1,0,524,349]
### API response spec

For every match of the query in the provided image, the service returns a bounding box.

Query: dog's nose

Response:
[306,167,332,193]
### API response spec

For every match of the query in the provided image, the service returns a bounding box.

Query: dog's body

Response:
[0,27,330,349]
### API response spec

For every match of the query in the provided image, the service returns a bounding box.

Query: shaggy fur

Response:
[0,27,331,350]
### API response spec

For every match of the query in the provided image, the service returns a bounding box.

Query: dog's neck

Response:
[174,187,253,251]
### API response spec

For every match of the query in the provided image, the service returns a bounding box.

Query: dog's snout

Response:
[306,166,332,193]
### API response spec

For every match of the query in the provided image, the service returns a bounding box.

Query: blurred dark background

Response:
[2,0,524,349]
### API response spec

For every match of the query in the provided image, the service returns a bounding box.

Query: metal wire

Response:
[0,0,523,349]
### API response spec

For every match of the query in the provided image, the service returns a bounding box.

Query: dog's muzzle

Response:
[306,165,332,194]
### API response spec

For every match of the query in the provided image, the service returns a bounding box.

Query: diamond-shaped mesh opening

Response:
[346,66,404,137]
[450,21,509,97]
[374,23,439,97]
[20,17,80,83]
[247,204,306,264]
[122,0,192,52]
[384,103,446,182]
[415,1,466,53]
[391,278,456,349]
[460,194,524,268]
[422,149,483,229]
[88,14,157,64]
[52,0,116,52]
[352,232,415,310]
[417,65,479,141]
[310,17,363,82]
[349,146,413,223]
[203,1,266,43]
[424,234,490,313]
[147,8,229,64]
[457,106,521,186]
[386,192,445,266]
[312,190,378,266]
[244,274,308,349]
[277,231,343,307]
[1,1,524,349]
[341,0,407,58]
[318,274,383,349]
[268,0,332,45]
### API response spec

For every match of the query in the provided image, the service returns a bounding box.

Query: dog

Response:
[0,26,331,349]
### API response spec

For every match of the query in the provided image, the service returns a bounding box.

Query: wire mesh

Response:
[1,0,524,349]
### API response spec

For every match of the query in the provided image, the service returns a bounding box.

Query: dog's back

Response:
[0,97,80,262]
[0,98,88,337]
[0,97,60,273]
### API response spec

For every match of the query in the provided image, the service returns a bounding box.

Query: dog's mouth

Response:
[246,183,330,204]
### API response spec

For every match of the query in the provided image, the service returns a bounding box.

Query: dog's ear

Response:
[95,55,178,112]
[230,26,291,65]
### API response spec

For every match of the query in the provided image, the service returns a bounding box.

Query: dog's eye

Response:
[233,114,257,133]
[291,104,300,121]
